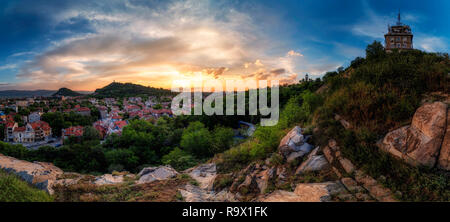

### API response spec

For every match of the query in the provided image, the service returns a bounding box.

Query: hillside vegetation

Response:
[0,169,53,202]
[52,87,82,97]
[93,82,174,98]
[216,41,449,201]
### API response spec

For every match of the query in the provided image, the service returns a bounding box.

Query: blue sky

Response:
[0,0,448,90]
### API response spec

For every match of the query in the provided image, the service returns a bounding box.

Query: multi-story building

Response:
[28,112,41,123]
[384,12,413,52]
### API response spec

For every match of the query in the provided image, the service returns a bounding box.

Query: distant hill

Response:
[0,90,55,98]
[93,82,174,98]
[52,88,82,97]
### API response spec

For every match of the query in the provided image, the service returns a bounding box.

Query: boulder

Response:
[93,174,125,185]
[296,147,329,174]
[186,163,217,191]
[279,126,306,158]
[0,154,63,194]
[137,166,178,184]
[380,102,447,167]
[438,111,450,170]
[259,190,306,202]
[255,167,276,194]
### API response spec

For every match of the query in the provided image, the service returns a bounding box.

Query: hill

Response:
[52,87,82,97]
[0,90,55,98]
[92,82,174,98]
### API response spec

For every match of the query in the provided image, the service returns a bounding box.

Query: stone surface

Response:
[335,114,352,129]
[296,147,329,174]
[137,166,178,184]
[179,184,237,202]
[186,163,217,191]
[380,102,448,167]
[278,126,313,159]
[0,153,63,194]
[260,182,347,202]
[293,182,345,202]
[93,174,125,185]
[438,111,450,170]
[338,157,356,174]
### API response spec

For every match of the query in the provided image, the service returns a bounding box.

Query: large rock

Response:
[379,102,447,167]
[278,126,313,160]
[137,166,178,184]
[0,154,63,194]
[186,163,217,191]
[438,111,450,170]
[296,147,329,174]
[93,174,126,185]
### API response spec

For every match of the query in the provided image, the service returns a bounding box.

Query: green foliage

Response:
[180,121,213,158]
[42,111,96,137]
[105,149,140,172]
[52,87,82,97]
[365,40,386,60]
[83,126,101,141]
[162,148,198,171]
[93,82,174,98]
[0,169,53,202]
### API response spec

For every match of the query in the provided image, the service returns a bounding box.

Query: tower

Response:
[384,11,413,52]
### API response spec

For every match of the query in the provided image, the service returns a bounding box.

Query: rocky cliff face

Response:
[379,102,449,169]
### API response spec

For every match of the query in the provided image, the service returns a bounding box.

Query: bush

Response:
[161,148,198,171]
[0,169,53,202]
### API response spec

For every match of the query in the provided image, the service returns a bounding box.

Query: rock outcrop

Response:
[295,147,329,174]
[137,166,178,184]
[185,163,217,191]
[0,154,63,194]
[438,111,450,170]
[179,184,237,202]
[260,182,345,202]
[278,126,314,162]
[379,102,448,168]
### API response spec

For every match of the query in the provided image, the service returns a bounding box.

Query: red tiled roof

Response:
[64,126,84,137]
[6,121,16,128]
[114,121,128,129]
[75,107,91,112]
[30,121,51,131]
[14,127,25,132]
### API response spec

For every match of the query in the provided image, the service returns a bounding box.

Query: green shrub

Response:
[161,148,198,171]
[0,169,53,202]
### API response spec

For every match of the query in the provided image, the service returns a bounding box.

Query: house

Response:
[5,121,18,142]
[108,120,128,135]
[93,121,108,139]
[28,112,41,123]
[12,125,34,143]
[30,121,52,141]
[16,100,28,107]
[98,106,108,119]
[74,107,91,116]
[385,12,413,52]
[125,105,141,113]
[62,126,84,143]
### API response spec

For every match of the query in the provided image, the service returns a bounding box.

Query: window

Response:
[397,43,401,48]
[403,37,407,42]
[397,37,401,41]
[391,44,396,48]
[403,43,407,48]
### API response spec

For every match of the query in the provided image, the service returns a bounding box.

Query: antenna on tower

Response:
[397,9,402,25]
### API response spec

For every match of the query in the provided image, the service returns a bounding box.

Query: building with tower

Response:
[384,12,413,52]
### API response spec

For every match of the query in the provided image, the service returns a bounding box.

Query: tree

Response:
[180,121,213,158]
[366,40,385,60]
[212,126,234,153]
[83,126,101,141]
[162,148,197,171]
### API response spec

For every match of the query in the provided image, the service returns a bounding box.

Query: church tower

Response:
[384,11,413,52]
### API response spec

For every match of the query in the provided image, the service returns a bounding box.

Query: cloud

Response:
[0,64,17,70]
[415,36,449,52]
[287,50,303,57]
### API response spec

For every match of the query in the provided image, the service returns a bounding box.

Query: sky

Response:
[0,0,448,91]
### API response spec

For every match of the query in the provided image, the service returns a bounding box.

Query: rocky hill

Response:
[52,87,82,97]
[92,82,174,98]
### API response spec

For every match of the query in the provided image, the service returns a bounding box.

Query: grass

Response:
[0,169,53,202]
